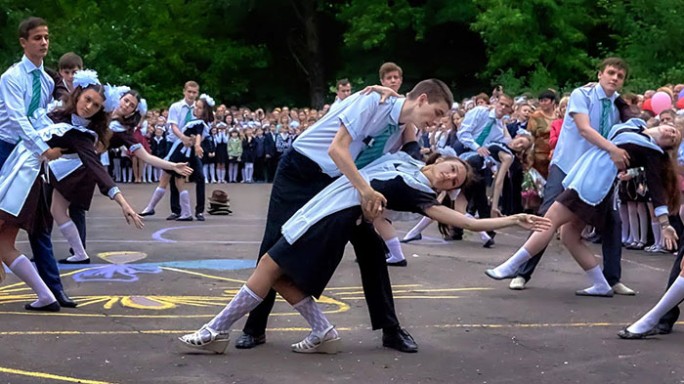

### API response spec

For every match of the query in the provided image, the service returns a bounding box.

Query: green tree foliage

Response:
[599,0,684,91]
[1,0,681,108]
[471,0,598,95]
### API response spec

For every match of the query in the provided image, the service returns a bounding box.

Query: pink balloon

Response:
[651,91,672,115]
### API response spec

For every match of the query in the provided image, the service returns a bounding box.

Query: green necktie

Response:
[184,107,193,126]
[599,98,612,138]
[475,118,495,146]
[355,124,398,169]
[27,69,41,117]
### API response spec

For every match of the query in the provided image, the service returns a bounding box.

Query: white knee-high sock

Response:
[209,164,216,183]
[619,203,629,243]
[9,255,56,306]
[385,237,405,263]
[293,296,336,337]
[637,203,648,243]
[206,285,263,333]
[627,202,639,243]
[203,165,209,183]
[488,248,531,278]
[404,216,433,240]
[60,221,89,262]
[627,276,684,333]
[580,265,612,294]
[246,163,254,182]
[179,190,192,218]
[143,187,166,213]
[652,222,662,247]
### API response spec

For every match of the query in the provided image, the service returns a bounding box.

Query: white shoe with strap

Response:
[291,325,341,354]
[178,325,230,354]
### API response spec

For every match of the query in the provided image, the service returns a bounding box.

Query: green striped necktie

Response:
[475,118,495,146]
[599,98,611,138]
[27,69,41,117]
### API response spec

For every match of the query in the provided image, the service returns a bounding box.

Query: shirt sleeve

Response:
[167,103,181,127]
[457,107,488,151]
[338,93,383,141]
[371,177,439,215]
[0,74,50,156]
[567,88,589,116]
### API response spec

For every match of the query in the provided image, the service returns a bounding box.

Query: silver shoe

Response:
[179,325,230,354]
[291,325,341,354]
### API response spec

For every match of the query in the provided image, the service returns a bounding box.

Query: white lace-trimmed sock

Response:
[206,285,263,333]
[627,276,684,334]
[143,187,166,213]
[293,296,337,338]
[59,221,89,262]
[9,255,56,307]
[179,190,192,218]
[488,248,531,278]
[385,237,405,263]
[404,216,432,240]
[579,265,612,295]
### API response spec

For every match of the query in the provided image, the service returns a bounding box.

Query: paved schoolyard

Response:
[1,183,682,384]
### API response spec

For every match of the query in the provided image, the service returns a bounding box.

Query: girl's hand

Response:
[361,85,401,103]
[513,214,552,232]
[662,225,679,251]
[174,162,193,177]
[491,208,503,218]
[195,145,204,158]
[122,204,144,229]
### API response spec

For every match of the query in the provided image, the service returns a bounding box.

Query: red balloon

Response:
[642,98,653,113]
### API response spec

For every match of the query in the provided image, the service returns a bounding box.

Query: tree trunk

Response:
[289,0,325,108]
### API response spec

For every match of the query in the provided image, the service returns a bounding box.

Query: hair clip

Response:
[200,94,216,108]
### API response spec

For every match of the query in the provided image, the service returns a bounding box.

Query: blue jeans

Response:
[0,140,63,293]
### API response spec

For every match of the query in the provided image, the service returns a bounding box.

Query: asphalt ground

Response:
[1,183,683,384]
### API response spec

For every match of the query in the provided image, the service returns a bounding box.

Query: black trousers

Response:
[169,156,206,215]
[242,149,400,336]
[501,157,523,215]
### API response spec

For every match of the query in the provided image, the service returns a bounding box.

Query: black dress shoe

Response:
[139,209,155,217]
[166,213,180,220]
[387,259,408,267]
[235,333,266,349]
[195,213,205,222]
[58,258,91,264]
[617,327,658,339]
[25,301,60,312]
[53,290,77,308]
[382,327,418,353]
[483,239,495,248]
[400,234,422,243]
